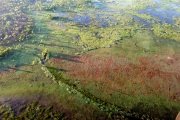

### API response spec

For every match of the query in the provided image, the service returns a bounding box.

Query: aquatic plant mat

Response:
[0,0,180,119]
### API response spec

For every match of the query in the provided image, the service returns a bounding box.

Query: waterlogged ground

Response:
[0,0,180,119]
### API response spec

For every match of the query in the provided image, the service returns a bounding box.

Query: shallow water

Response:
[73,14,91,26]
[138,6,180,24]
[54,0,180,28]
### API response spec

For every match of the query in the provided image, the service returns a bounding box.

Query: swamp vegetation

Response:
[0,0,180,119]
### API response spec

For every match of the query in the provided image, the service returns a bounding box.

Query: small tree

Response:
[41,48,50,61]
[46,14,53,20]
[6,21,12,26]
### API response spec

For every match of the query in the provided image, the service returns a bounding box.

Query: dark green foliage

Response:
[0,0,34,45]
[0,101,66,119]
[46,14,53,20]
[0,47,12,59]
[132,102,179,120]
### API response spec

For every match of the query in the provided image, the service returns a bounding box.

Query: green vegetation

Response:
[0,0,34,45]
[152,23,180,42]
[44,0,93,11]
[41,66,56,81]
[0,101,66,119]
[0,47,12,59]
[108,0,156,11]
[175,17,180,28]
[45,14,53,20]
[126,1,155,10]
[66,25,135,49]
[126,11,152,22]
[45,13,137,50]
[0,0,180,119]
[41,48,50,61]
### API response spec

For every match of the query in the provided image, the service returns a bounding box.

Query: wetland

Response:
[0,0,180,119]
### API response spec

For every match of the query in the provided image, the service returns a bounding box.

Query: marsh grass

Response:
[0,0,180,119]
[45,65,180,119]
[0,65,108,119]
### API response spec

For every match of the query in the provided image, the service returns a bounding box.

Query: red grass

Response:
[51,53,180,101]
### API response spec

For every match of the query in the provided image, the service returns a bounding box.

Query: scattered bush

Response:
[0,47,12,59]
